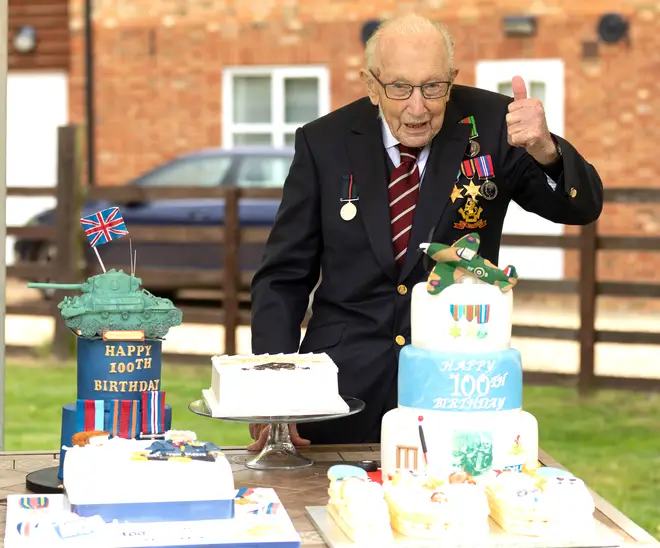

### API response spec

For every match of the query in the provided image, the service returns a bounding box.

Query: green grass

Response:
[3,360,659,539]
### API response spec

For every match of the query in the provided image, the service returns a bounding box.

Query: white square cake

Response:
[203,353,350,417]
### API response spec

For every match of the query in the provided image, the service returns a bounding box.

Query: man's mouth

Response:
[404,122,428,129]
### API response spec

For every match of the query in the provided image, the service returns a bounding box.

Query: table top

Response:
[0,445,656,547]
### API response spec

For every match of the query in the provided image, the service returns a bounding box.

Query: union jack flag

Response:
[80,207,129,247]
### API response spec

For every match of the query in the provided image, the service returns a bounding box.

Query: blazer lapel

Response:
[399,101,472,281]
[347,103,398,282]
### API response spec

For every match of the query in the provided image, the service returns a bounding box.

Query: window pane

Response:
[284,77,319,123]
[136,157,232,187]
[233,133,272,146]
[284,133,296,146]
[233,76,271,123]
[529,81,546,102]
[235,156,293,188]
[497,82,513,97]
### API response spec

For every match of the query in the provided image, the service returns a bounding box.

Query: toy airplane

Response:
[419,233,518,295]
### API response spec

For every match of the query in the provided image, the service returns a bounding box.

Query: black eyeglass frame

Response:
[369,69,453,100]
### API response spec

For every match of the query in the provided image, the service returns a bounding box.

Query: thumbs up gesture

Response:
[506,76,559,165]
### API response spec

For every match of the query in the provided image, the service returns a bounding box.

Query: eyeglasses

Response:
[369,69,452,100]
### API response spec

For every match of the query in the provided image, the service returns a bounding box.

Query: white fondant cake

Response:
[62,431,235,523]
[381,239,539,482]
[203,353,349,417]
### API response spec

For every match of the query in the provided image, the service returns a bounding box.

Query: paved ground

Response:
[5,278,660,378]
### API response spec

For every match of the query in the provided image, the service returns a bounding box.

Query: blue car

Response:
[14,146,294,297]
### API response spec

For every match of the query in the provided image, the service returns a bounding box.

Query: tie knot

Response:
[398,144,420,164]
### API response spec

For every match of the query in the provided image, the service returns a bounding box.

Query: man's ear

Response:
[360,69,379,106]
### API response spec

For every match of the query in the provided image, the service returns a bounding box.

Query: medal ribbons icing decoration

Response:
[340,174,358,221]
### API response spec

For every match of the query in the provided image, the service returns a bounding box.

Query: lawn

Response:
[3,359,659,539]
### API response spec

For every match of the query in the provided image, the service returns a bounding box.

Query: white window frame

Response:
[222,65,331,148]
[475,59,566,280]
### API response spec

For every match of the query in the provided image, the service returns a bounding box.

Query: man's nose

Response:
[406,88,427,117]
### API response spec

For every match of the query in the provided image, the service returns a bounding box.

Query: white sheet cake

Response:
[203,353,349,417]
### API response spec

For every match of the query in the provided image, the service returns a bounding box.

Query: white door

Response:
[5,71,69,265]
[475,59,565,280]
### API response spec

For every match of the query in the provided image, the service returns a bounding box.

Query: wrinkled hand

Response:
[506,76,559,166]
[247,423,311,451]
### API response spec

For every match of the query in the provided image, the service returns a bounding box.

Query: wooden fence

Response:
[6,125,660,394]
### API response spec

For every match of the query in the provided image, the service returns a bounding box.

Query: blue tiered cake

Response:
[28,269,183,481]
[380,233,539,480]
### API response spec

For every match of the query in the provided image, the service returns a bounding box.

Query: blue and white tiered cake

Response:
[380,233,539,480]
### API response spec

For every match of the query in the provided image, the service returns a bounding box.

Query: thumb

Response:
[511,76,527,101]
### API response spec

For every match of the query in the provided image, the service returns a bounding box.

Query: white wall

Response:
[475,59,565,280]
[5,71,68,265]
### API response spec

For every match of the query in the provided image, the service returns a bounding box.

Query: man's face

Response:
[362,31,454,148]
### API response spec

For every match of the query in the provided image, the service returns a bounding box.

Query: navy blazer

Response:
[250,86,603,444]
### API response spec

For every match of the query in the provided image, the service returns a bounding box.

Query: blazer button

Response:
[397,284,407,295]
[395,335,406,346]
[569,187,577,199]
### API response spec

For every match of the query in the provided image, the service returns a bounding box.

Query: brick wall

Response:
[68,0,660,285]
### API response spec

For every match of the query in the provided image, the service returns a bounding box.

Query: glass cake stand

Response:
[188,396,364,471]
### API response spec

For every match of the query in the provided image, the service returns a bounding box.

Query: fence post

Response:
[52,125,83,361]
[223,187,240,355]
[578,221,598,396]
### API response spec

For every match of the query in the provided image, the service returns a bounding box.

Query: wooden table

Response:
[0,446,657,547]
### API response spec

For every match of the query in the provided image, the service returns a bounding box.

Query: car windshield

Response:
[234,155,293,188]
[134,156,232,187]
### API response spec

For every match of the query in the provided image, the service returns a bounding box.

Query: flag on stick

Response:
[80,206,129,272]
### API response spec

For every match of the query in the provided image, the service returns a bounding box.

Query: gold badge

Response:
[454,197,487,230]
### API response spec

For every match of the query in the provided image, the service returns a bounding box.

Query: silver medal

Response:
[480,179,498,200]
[340,201,357,221]
[467,140,480,157]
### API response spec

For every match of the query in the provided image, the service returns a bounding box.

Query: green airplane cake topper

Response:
[419,233,518,295]
[28,270,183,339]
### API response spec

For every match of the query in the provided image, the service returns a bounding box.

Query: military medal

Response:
[467,140,480,157]
[480,180,498,200]
[340,174,358,221]
[459,115,480,158]
[340,202,357,221]
[475,155,498,201]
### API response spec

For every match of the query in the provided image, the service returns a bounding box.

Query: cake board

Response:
[305,506,623,548]
[6,492,301,548]
[25,466,63,494]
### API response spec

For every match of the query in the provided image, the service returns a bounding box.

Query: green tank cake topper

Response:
[419,233,518,295]
[28,269,183,339]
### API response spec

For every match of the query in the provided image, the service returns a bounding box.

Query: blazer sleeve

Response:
[250,126,322,354]
[498,104,604,226]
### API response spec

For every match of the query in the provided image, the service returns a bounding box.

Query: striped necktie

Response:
[389,144,421,266]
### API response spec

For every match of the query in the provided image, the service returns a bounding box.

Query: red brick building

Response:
[63,1,658,284]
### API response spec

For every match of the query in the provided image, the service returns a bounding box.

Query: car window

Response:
[134,156,232,187]
[235,156,293,188]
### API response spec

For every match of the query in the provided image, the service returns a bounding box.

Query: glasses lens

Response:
[386,84,412,99]
[423,83,448,98]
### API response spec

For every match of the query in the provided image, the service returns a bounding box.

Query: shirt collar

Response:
[380,115,400,150]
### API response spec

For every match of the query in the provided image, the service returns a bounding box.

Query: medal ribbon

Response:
[475,155,494,179]
[459,115,478,139]
[342,174,356,200]
[461,159,476,179]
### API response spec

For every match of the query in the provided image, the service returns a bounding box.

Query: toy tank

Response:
[28,269,183,339]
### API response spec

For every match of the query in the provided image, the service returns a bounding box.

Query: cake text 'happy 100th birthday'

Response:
[93,344,160,393]
[433,359,509,411]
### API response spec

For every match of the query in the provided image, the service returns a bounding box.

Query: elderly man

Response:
[248,14,602,449]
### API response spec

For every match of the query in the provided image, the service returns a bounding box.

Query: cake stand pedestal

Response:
[188,396,364,471]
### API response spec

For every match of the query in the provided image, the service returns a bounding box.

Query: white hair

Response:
[365,14,455,74]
